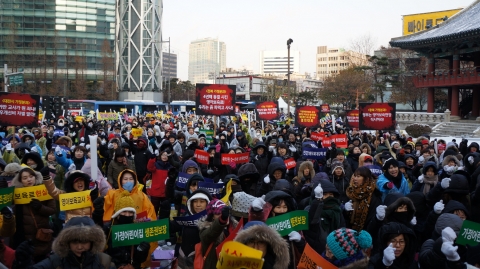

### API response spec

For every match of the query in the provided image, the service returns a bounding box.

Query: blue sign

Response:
[302,147,327,160]
[173,210,206,227]
[198,181,224,196]
[365,165,383,177]
[176,172,190,189]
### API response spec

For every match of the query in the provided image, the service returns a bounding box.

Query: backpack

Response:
[193,242,213,269]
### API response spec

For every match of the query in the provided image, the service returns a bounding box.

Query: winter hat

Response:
[206,199,226,216]
[438,143,446,151]
[443,171,470,195]
[382,157,399,171]
[231,192,256,217]
[331,159,345,175]
[421,139,429,145]
[326,228,372,261]
[434,213,463,238]
[186,188,212,215]
[4,163,22,174]
[390,141,400,148]
[112,190,137,219]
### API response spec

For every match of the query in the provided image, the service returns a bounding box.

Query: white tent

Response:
[277,97,295,114]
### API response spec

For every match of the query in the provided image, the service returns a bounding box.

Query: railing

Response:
[396,110,451,123]
[412,68,480,87]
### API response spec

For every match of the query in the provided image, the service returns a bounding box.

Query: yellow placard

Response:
[120,108,127,112]
[14,184,53,204]
[221,180,232,206]
[146,113,153,118]
[241,114,248,121]
[59,190,92,211]
[38,113,43,120]
[217,241,264,269]
[97,112,119,121]
[75,116,84,122]
[132,128,143,137]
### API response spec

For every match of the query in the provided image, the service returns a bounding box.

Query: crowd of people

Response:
[0,112,479,269]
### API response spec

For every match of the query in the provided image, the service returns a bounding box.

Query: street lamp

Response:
[287,38,293,116]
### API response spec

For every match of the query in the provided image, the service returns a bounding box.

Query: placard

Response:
[284,158,296,170]
[198,181,224,196]
[111,218,169,247]
[265,210,309,236]
[320,104,330,113]
[457,220,480,246]
[172,211,206,227]
[330,134,348,148]
[97,112,119,121]
[176,172,191,189]
[302,147,328,160]
[298,243,338,269]
[256,101,279,121]
[216,241,264,269]
[310,132,326,142]
[221,152,250,165]
[14,184,53,204]
[345,110,359,129]
[196,84,236,116]
[216,218,244,257]
[194,149,210,165]
[131,128,143,137]
[59,190,92,211]
[359,103,396,130]
[0,93,40,127]
[365,164,383,177]
[295,106,320,129]
[0,187,14,209]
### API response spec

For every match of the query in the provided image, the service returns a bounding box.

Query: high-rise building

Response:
[316,46,367,80]
[0,0,116,98]
[188,38,226,84]
[117,0,163,101]
[260,50,300,75]
[162,52,177,79]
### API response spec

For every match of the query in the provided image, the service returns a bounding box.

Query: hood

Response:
[159,139,174,152]
[385,196,415,223]
[116,169,138,192]
[21,152,45,171]
[273,179,294,197]
[443,200,470,219]
[378,222,416,258]
[422,161,438,175]
[297,161,314,179]
[234,224,290,269]
[182,160,199,173]
[403,154,417,165]
[313,179,339,196]
[11,168,43,188]
[442,155,461,167]
[360,143,371,155]
[186,173,205,195]
[55,136,73,148]
[21,133,36,144]
[237,163,260,181]
[186,188,212,215]
[434,213,463,240]
[6,134,20,143]
[444,171,470,194]
[358,153,373,167]
[52,217,105,258]
[267,161,286,178]
[405,192,429,217]
[468,142,480,153]
[253,141,267,151]
[64,171,91,193]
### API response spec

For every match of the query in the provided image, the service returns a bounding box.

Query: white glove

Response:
[345,200,354,211]
[24,149,29,154]
[252,197,266,211]
[434,200,444,214]
[442,241,460,261]
[410,216,417,226]
[160,131,165,138]
[79,143,85,147]
[442,226,457,243]
[71,132,76,136]
[289,145,297,153]
[101,139,106,145]
[468,156,474,165]
[86,145,91,150]
[417,174,424,184]
[68,164,76,172]
[108,143,114,149]
[70,146,76,151]
[55,146,62,155]
[441,178,451,189]
[376,205,387,221]
[263,174,270,184]
[418,156,425,164]
[218,179,223,184]
[154,125,161,132]
[5,143,12,151]
[30,147,38,153]
[382,243,396,266]
[154,149,159,156]
[80,137,84,142]
[207,169,214,175]
[288,231,301,242]
[268,146,274,152]
[314,185,323,199]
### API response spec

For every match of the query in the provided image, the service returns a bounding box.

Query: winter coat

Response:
[292,161,315,202]
[237,163,260,196]
[107,158,136,189]
[329,173,350,204]
[376,173,410,202]
[147,156,179,198]
[11,171,56,259]
[198,216,238,269]
[81,159,112,196]
[1,244,15,269]
[131,139,152,184]
[258,160,286,197]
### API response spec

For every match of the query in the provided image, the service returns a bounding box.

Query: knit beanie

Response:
[112,190,137,219]
[206,199,226,216]
[331,159,344,175]
[326,228,372,261]
[232,192,256,217]
[382,157,399,171]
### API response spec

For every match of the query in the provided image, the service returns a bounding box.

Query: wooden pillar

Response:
[453,54,460,74]
[452,86,459,117]
[447,88,452,110]
[473,88,480,118]
[427,56,435,112]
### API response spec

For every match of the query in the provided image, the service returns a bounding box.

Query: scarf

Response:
[384,171,403,190]
[47,160,58,167]
[422,174,438,195]
[320,197,342,232]
[346,179,376,231]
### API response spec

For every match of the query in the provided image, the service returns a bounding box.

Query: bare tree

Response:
[349,33,378,57]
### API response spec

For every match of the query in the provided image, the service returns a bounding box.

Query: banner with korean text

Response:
[298,243,338,269]
[457,220,480,246]
[111,218,169,247]
[302,147,328,160]
[295,106,320,129]
[216,241,264,269]
[255,101,279,121]
[194,149,210,164]
[196,84,236,116]
[0,93,40,127]
[221,152,250,165]
[97,112,119,121]
[173,211,206,227]
[198,182,224,196]
[359,103,396,130]
[0,187,14,209]
[284,158,296,169]
[310,132,326,142]
[14,185,53,204]
[345,110,359,129]
[59,190,92,211]
[266,210,309,236]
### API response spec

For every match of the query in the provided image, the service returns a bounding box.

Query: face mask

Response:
[116,215,134,225]
[25,140,32,146]
[70,125,74,128]
[278,138,283,143]
[88,123,93,128]
[256,132,261,137]
[123,181,134,192]
[30,164,37,169]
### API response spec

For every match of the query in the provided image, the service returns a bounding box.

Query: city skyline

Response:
[163,0,472,81]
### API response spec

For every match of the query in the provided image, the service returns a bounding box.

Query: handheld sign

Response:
[216,241,264,269]
[198,181,224,196]
[194,149,210,165]
[172,211,206,227]
[0,187,14,209]
[131,128,143,137]
[298,243,338,269]
[176,172,191,189]
[14,185,53,204]
[59,190,92,211]
[265,210,309,236]
[111,218,169,247]
[302,147,328,160]
[220,152,250,165]
[457,220,480,246]
[284,158,296,170]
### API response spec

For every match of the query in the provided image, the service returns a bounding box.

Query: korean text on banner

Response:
[302,147,328,160]
[256,101,279,121]
[14,185,53,204]
[298,243,338,269]
[295,106,320,129]
[330,134,348,148]
[457,220,480,246]
[111,218,169,247]
[172,211,206,227]
[0,93,40,128]
[359,103,396,130]
[59,190,92,211]
[345,110,359,129]
[221,152,250,165]
[216,218,244,257]
[195,84,236,116]
[284,158,296,170]
[0,187,14,209]
[176,172,191,189]
[216,241,264,269]
[265,210,309,236]
[194,149,210,165]
[310,132,326,142]
[97,112,119,121]
[198,181,224,196]
[131,128,143,137]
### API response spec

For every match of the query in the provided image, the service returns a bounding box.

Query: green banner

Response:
[0,187,14,209]
[111,218,169,247]
[200,129,214,144]
[457,220,480,246]
[265,210,309,237]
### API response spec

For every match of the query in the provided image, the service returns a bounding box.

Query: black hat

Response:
[382,158,399,170]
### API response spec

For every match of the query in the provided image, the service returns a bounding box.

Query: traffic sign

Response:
[9,68,24,86]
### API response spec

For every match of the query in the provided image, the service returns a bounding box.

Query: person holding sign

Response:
[11,167,56,262]
[322,228,372,268]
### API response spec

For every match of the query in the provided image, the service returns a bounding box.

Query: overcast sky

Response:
[162,0,472,80]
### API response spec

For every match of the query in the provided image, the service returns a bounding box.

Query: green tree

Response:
[368,55,398,103]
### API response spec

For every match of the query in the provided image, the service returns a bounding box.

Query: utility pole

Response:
[4,64,24,92]
[287,38,293,117]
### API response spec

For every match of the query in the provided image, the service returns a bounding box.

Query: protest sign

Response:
[284,158,296,169]
[198,181,224,196]
[216,241,264,269]
[173,211,206,227]
[216,218,244,257]
[266,210,309,236]
[131,128,143,137]
[330,134,348,148]
[194,149,210,165]
[111,218,169,247]
[365,164,383,177]
[298,243,338,269]
[0,187,14,209]
[0,93,40,128]
[359,103,396,130]
[310,132,326,142]
[221,152,250,165]
[345,110,359,129]
[176,172,191,189]
[295,106,320,129]
[97,112,118,121]
[59,190,92,211]
[256,101,279,121]
[457,220,480,246]
[302,147,328,160]
[199,129,214,143]
[14,184,53,204]
[196,84,236,116]
[320,104,331,113]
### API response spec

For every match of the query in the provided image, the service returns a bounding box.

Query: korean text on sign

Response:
[14,184,53,204]
[111,218,169,247]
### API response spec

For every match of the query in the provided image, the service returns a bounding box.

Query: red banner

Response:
[194,149,210,165]
[322,137,331,148]
[330,134,348,148]
[195,84,236,116]
[255,101,278,121]
[295,106,320,129]
[310,132,326,142]
[0,93,40,127]
[221,152,250,165]
[284,158,296,169]
[298,243,338,269]
[345,110,359,129]
[359,103,396,130]
[320,104,330,113]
